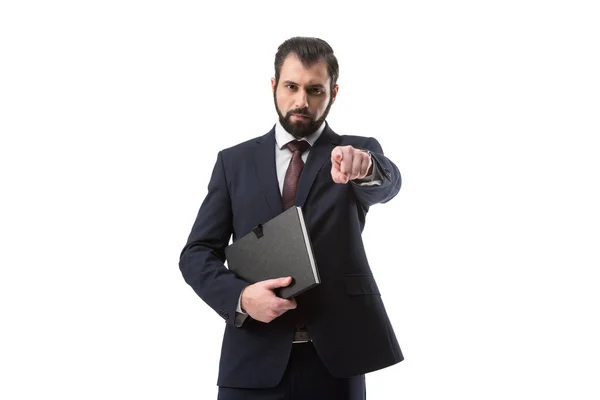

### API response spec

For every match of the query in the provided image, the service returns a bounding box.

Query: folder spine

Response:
[296,207,320,285]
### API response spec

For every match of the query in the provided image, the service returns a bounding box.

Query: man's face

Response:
[272,53,338,138]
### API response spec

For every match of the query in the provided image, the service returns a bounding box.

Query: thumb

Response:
[262,276,293,289]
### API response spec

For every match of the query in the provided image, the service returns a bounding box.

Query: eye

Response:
[310,87,324,95]
[286,84,297,91]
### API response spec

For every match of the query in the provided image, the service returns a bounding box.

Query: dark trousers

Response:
[217,342,366,400]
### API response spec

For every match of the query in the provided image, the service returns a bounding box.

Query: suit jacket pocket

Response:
[344,274,381,296]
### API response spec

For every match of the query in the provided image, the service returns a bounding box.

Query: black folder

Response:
[224,206,320,299]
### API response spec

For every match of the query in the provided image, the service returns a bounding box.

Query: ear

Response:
[271,78,276,94]
[331,84,339,104]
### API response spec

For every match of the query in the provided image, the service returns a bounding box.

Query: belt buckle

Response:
[293,328,311,344]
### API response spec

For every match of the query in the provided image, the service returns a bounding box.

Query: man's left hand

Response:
[331,145,373,184]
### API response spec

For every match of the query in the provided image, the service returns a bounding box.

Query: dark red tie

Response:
[282,140,311,210]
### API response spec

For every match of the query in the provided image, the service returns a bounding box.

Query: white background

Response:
[1,1,599,399]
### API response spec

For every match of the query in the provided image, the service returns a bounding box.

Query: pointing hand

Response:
[331,145,373,184]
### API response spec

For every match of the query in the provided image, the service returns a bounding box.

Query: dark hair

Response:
[274,37,339,89]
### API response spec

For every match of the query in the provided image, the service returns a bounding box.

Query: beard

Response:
[274,91,333,138]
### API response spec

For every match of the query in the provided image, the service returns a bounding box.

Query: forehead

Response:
[279,53,331,86]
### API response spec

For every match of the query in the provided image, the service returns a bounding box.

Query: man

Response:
[179,36,403,399]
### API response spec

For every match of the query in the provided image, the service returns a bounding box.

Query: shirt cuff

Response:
[236,292,247,315]
[234,292,249,327]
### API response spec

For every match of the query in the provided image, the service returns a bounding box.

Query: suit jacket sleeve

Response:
[179,150,249,326]
[350,137,401,207]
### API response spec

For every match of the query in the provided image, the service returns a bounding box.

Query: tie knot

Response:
[286,140,311,154]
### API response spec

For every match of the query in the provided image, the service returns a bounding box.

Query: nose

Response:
[293,90,308,110]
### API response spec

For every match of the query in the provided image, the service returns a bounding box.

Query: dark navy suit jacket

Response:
[179,123,404,388]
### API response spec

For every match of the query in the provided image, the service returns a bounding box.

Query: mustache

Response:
[285,107,312,119]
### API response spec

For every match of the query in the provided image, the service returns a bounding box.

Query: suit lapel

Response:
[253,128,283,215]
[253,124,341,214]
[296,124,340,208]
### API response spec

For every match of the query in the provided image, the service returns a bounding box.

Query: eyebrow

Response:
[282,80,326,89]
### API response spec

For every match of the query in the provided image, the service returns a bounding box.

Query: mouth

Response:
[291,114,311,121]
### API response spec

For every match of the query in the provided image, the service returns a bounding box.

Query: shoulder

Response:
[218,126,275,157]
[326,126,382,152]
[337,134,371,145]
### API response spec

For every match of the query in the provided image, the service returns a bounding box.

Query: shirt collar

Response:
[275,120,326,150]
